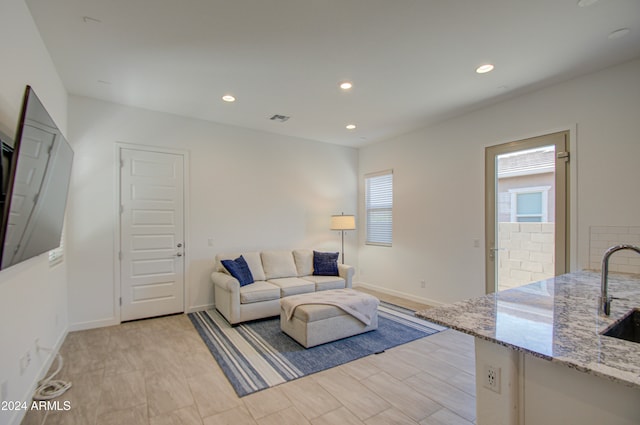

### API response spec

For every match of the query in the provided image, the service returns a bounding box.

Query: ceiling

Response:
[25,0,640,148]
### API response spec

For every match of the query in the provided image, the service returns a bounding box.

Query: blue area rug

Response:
[188,301,445,397]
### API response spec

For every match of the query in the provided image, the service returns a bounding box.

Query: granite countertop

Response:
[415,270,640,389]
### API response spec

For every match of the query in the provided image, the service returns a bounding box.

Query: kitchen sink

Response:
[602,309,640,343]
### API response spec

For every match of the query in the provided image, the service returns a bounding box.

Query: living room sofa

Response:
[211,249,355,325]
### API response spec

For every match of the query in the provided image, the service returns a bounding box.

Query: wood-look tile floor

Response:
[21,292,476,425]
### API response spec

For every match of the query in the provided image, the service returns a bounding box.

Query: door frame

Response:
[484,127,577,294]
[114,142,190,322]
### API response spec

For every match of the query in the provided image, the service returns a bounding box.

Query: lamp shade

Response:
[331,214,356,231]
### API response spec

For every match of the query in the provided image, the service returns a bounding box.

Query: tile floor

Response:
[21,290,476,425]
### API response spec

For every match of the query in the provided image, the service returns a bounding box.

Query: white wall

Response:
[358,58,640,305]
[0,1,69,424]
[66,96,358,329]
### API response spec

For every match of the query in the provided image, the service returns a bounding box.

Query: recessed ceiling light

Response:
[476,64,495,74]
[339,81,353,90]
[577,0,599,7]
[608,28,630,40]
[222,95,236,102]
[346,124,356,130]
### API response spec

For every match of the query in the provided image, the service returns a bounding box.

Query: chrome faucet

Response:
[600,244,640,315]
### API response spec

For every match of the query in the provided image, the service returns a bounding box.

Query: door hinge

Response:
[119,297,122,306]
[120,205,124,214]
[120,159,124,168]
[118,251,122,261]
[557,151,570,162]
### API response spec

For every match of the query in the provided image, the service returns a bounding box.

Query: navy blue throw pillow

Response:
[221,255,254,286]
[313,251,339,276]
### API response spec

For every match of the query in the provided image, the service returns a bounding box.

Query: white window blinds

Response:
[365,170,393,246]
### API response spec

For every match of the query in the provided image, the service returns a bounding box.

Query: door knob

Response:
[175,253,183,257]
[177,243,183,248]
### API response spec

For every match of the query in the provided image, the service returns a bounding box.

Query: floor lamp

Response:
[331,213,356,264]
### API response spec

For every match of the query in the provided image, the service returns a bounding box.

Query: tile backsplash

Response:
[589,226,640,273]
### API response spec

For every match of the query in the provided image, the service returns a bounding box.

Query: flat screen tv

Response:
[0,86,74,270]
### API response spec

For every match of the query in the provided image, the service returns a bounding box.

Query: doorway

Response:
[485,131,569,293]
[118,146,186,321]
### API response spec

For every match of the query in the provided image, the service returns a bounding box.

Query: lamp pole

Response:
[340,229,346,264]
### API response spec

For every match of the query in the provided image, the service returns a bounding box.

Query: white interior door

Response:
[120,148,185,321]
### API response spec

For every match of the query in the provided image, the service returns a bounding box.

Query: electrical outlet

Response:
[483,364,501,393]
[420,280,426,288]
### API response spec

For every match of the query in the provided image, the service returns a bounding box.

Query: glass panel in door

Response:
[496,146,555,291]
[485,131,568,293]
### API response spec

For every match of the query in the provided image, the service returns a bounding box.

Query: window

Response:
[365,170,393,246]
[509,186,550,223]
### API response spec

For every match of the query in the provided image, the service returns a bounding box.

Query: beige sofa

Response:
[211,249,354,325]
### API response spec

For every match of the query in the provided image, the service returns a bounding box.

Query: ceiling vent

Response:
[269,114,290,123]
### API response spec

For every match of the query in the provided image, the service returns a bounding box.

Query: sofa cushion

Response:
[216,252,266,281]
[262,250,298,279]
[293,249,313,276]
[221,255,254,287]
[268,277,315,297]
[302,275,346,291]
[239,281,281,304]
[313,251,339,276]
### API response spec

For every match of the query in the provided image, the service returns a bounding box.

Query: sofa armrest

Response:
[211,271,241,324]
[338,264,355,288]
[211,271,240,293]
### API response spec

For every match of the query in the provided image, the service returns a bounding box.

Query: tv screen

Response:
[0,86,74,270]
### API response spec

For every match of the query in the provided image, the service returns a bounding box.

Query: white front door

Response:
[120,148,185,321]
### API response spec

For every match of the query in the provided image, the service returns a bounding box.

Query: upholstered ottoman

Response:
[280,289,379,348]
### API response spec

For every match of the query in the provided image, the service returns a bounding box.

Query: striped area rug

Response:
[188,301,445,397]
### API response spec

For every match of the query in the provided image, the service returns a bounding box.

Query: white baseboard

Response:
[186,304,214,313]
[68,306,213,330]
[68,316,119,332]
[354,281,445,307]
